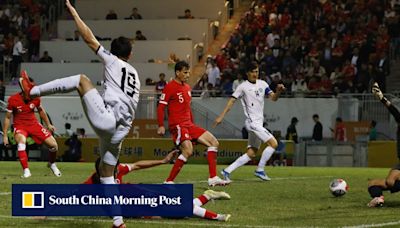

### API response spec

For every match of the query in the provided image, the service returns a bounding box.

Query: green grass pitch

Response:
[0,161,399,227]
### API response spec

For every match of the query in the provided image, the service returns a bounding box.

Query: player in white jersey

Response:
[214,62,285,182]
[18,1,138,227]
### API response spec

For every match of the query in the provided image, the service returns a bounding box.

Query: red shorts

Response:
[14,123,52,144]
[170,124,206,145]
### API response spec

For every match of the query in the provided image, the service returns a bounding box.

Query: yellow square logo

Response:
[22,192,44,209]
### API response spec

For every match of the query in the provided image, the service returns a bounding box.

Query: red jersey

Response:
[335,123,347,142]
[157,80,193,128]
[7,93,41,126]
[83,164,131,184]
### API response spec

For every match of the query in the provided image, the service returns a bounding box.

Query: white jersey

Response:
[96,46,140,127]
[232,79,272,124]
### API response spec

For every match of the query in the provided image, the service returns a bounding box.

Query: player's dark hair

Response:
[313,114,319,119]
[65,123,71,129]
[110,36,132,59]
[336,117,342,122]
[371,120,377,127]
[175,61,189,73]
[246,61,258,72]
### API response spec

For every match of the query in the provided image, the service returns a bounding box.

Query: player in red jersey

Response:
[157,61,228,186]
[3,74,61,178]
[84,149,231,222]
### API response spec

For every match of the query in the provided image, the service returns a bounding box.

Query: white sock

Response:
[177,154,187,162]
[101,176,123,225]
[225,153,251,173]
[256,146,275,172]
[113,216,124,226]
[193,198,202,207]
[100,176,115,184]
[30,75,81,96]
[193,205,206,218]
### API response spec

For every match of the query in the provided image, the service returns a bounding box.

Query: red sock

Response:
[207,147,217,178]
[48,152,56,164]
[197,195,209,205]
[204,210,218,220]
[18,151,29,169]
[166,157,185,182]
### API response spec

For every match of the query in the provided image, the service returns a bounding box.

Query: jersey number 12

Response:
[121,67,136,97]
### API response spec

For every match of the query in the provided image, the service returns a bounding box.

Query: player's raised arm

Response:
[65,0,100,52]
[213,97,237,127]
[268,83,285,101]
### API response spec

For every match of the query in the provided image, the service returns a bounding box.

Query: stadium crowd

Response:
[197,0,400,97]
[0,0,60,80]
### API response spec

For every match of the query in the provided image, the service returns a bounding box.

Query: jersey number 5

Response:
[121,67,136,97]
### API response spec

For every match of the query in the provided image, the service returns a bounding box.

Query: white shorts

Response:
[82,89,131,163]
[245,120,274,149]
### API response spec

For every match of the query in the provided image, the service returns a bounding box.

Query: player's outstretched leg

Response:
[20,70,94,99]
[193,192,231,222]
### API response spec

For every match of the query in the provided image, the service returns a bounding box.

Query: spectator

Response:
[27,17,40,59]
[128,7,142,19]
[369,120,377,141]
[64,122,74,137]
[332,117,347,142]
[76,128,86,138]
[220,77,233,96]
[155,73,167,93]
[11,36,26,79]
[105,9,117,20]
[312,114,323,141]
[180,9,194,19]
[375,52,390,93]
[39,51,53,62]
[62,133,82,162]
[135,30,147,40]
[232,73,244,92]
[285,117,299,143]
[206,60,220,88]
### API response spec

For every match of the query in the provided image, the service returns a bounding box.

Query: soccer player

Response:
[84,149,232,222]
[214,61,285,182]
[157,61,228,186]
[3,79,61,178]
[19,1,140,227]
[367,82,400,207]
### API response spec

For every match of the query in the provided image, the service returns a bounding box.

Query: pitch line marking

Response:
[4,215,399,228]
[0,176,334,196]
[343,221,400,228]
[0,215,287,228]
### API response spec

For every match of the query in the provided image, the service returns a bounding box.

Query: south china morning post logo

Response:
[48,194,182,208]
[22,192,44,209]
[13,184,193,216]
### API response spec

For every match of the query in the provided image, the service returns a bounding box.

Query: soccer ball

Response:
[329,179,348,197]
